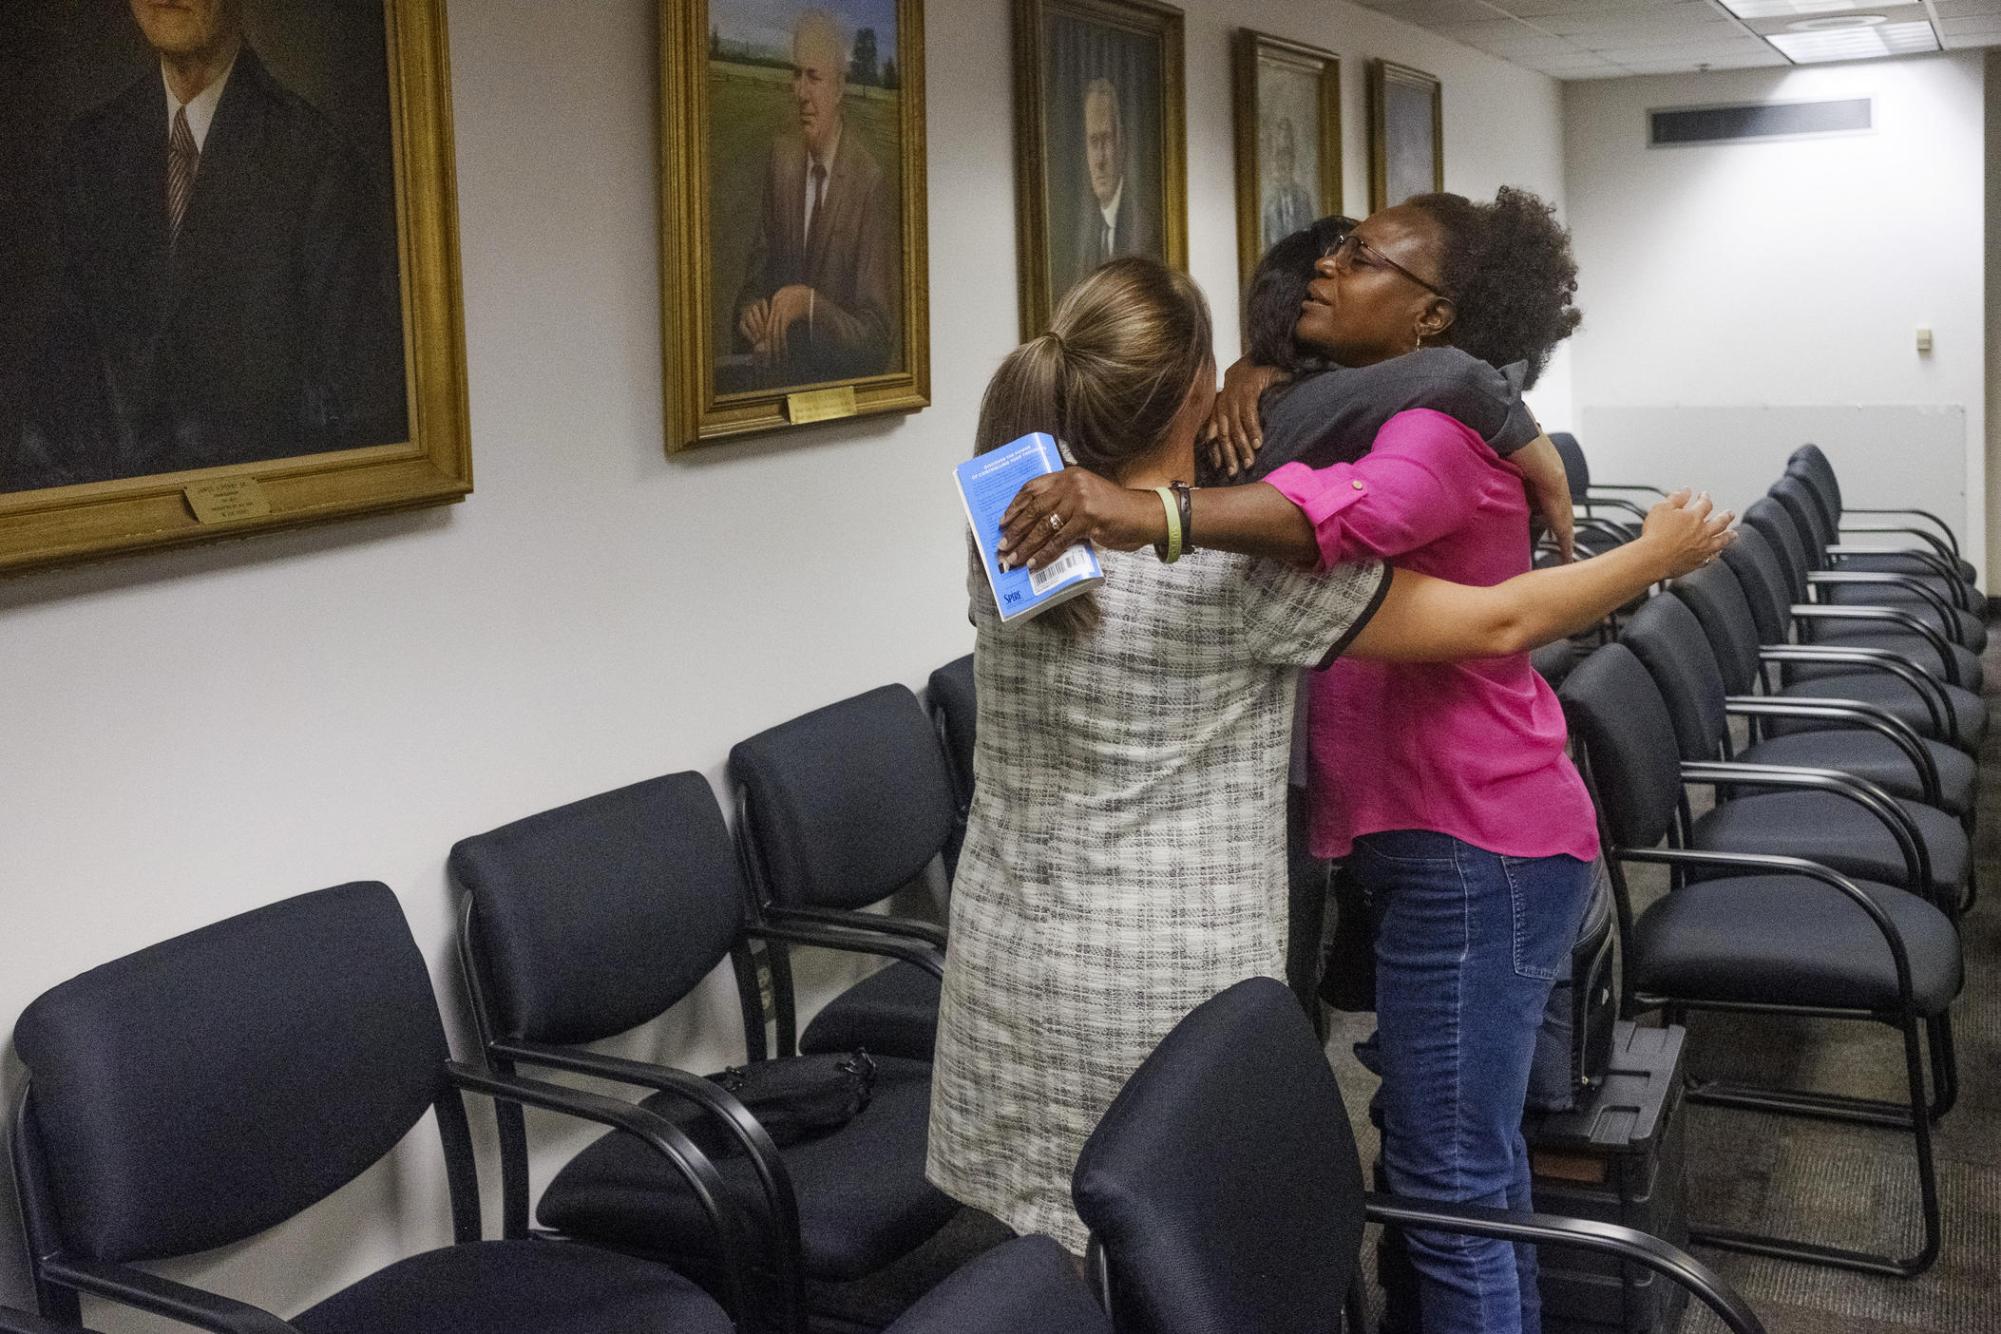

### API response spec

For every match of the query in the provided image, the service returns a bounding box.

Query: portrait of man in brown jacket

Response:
[731,9,901,388]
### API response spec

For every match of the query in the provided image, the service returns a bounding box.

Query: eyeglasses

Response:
[1325,232,1452,301]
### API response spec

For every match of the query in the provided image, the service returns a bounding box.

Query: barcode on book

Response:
[1029,546,1095,595]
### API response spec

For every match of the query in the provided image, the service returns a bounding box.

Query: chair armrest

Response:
[445,1062,756,1322]
[1679,761,1930,895]
[1839,517,1961,561]
[1615,846,1920,995]
[484,1039,803,1328]
[1754,646,1949,737]
[1807,570,1959,623]
[35,1257,299,1334]
[1578,495,1651,524]
[1361,1195,1767,1334]
[1825,543,1964,589]
[765,905,947,950]
[1587,482,1671,499]
[1787,605,1959,684]
[745,921,947,980]
[1722,698,1941,807]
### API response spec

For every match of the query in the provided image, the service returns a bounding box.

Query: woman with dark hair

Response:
[999,190,1671,1334]
[933,254,1731,1271]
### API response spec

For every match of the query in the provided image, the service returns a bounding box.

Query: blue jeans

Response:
[1355,830,1594,1334]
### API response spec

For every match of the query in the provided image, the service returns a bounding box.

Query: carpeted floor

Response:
[1328,625,2001,1334]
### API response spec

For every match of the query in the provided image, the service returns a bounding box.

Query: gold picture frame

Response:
[660,0,930,450]
[1232,30,1340,289]
[1368,59,1443,213]
[1012,0,1186,338]
[0,0,470,574]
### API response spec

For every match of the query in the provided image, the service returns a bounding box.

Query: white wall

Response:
[1562,54,1989,580]
[0,2,1563,1323]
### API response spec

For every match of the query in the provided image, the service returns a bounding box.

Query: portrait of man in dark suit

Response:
[1066,77,1156,293]
[3,0,407,494]
[728,8,901,389]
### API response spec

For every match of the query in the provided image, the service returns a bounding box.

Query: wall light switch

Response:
[1916,327,1934,354]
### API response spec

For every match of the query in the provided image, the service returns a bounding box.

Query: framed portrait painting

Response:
[1232,30,1340,288]
[1369,59,1442,212]
[1012,0,1186,338]
[661,0,929,450]
[0,0,469,574]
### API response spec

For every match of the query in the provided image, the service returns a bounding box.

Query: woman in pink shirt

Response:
[1002,190,1706,1334]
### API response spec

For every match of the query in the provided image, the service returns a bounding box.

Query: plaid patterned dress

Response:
[926,542,1389,1252]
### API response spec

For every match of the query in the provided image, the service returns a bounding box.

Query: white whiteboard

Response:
[1576,403,1967,563]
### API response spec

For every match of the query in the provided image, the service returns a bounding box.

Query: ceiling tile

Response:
[1943,31,2001,45]
[1939,16,2001,32]
[1930,0,2001,16]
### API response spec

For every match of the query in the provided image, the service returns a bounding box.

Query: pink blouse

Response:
[1265,409,1600,863]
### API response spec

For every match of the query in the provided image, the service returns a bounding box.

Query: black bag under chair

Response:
[449,772,959,1334]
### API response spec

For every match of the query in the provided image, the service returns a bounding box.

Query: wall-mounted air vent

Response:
[1648,98,1872,148]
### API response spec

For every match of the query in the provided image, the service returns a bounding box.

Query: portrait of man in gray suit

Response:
[730,8,901,388]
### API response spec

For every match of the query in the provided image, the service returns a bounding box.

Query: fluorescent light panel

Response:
[1719,0,1869,16]
[1766,18,1940,58]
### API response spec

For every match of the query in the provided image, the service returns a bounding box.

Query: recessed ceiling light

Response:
[1787,14,1886,28]
[1766,18,1939,60]
[1719,0,1869,17]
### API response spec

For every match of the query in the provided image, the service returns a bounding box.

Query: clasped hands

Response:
[738,284,815,366]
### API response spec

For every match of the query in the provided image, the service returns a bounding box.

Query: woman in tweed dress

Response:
[927,258,1730,1253]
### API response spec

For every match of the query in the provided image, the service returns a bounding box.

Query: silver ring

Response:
[1049,512,1065,532]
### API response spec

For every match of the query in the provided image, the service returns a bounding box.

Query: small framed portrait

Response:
[1369,59,1443,212]
[0,0,469,574]
[662,0,929,450]
[1233,30,1340,288]
[1012,0,1186,338]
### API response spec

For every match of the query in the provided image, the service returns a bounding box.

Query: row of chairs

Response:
[2,887,1766,1334]
[1546,439,1985,1279]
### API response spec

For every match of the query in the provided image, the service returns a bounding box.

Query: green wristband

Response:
[1154,486,1182,563]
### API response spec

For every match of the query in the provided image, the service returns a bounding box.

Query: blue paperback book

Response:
[955,432,1104,625]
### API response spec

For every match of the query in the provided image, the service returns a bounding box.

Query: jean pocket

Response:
[1502,856,1564,981]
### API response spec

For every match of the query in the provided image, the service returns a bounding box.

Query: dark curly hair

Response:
[1243,214,1355,371]
[1405,187,1580,389]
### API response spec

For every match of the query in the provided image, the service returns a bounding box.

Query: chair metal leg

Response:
[1689,1013,1942,1277]
[1958,860,1979,914]
[1926,1012,1958,1121]
[1343,1267,1375,1334]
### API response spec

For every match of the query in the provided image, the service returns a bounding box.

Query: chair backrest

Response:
[730,684,957,910]
[1788,443,1843,519]
[1717,526,1795,647]
[13,883,451,1265]
[1558,645,1685,849]
[1549,431,1590,501]
[450,772,746,1046]
[1769,475,1835,566]
[1618,595,1728,762]
[1742,497,1813,600]
[1669,561,1764,697]
[928,655,977,808]
[1072,978,1366,1334]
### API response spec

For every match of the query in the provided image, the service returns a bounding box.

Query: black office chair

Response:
[1548,431,1654,551]
[1625,583,1974,824]
[1724,511,1981,695]
[881,1236,1108,1334]
[927,655,977,880]
[1787,444,1981,589]
[1070,977,1768,1333]
[1561,646,1959,1277]
[12,882,745,1333]
[450,773,958,1334]
[1683,529,1984,755]
[1771,471,1978,620]
[1757,482,1986,654]
[730,685,954,1062]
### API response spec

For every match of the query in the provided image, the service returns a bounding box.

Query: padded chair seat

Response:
[1630,875,1961,1014]
[888,1235,1110,1333]
[539,1054,955,1281]
[1735,731,1976,820]
[292,1239,731,1334]
[1781,634,1983,694]
[1689,791,1968,900]
[1817,584,1986,651]
[1769,672,1987,752]
[799,960,940,1060]
[1832,550,1980,589]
